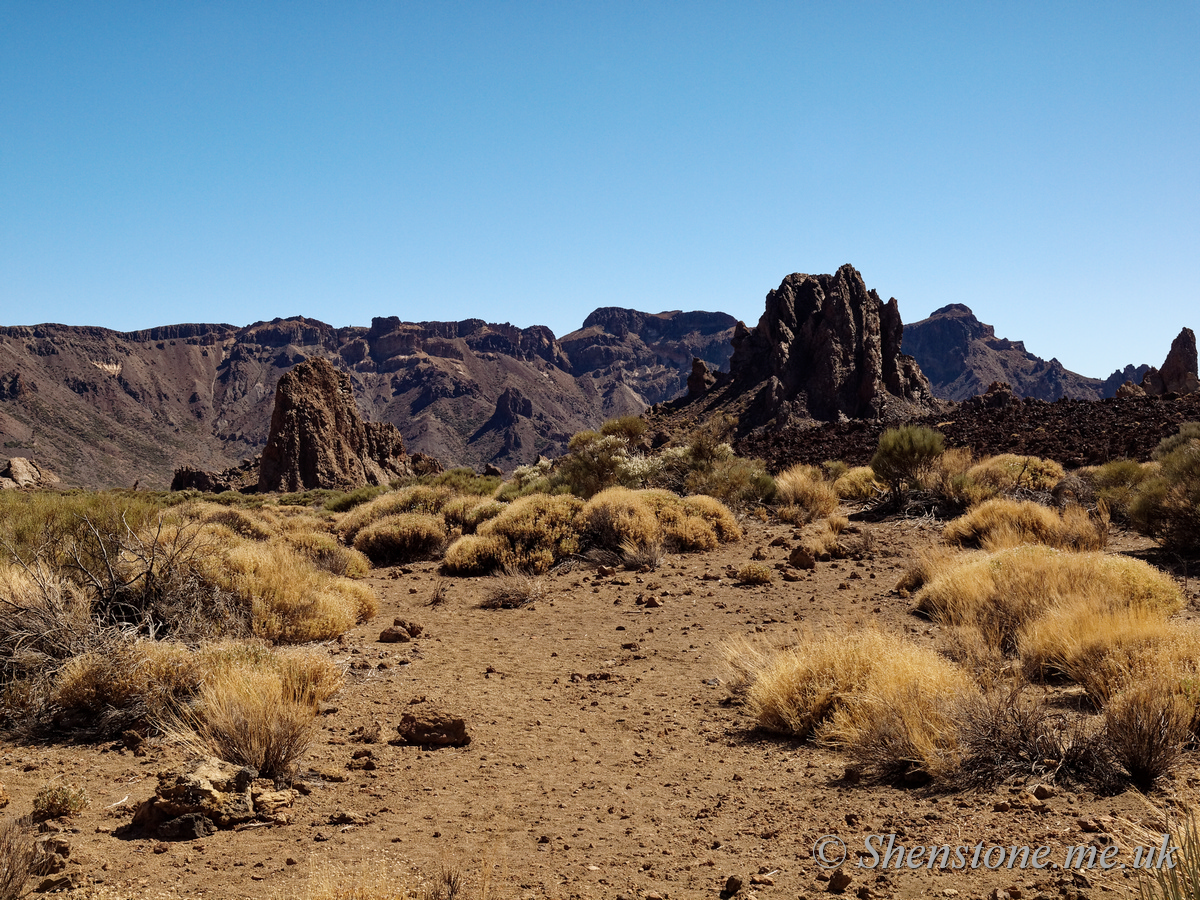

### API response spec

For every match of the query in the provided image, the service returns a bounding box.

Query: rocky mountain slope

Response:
[0,309,736,489]
[901,304,1151,401]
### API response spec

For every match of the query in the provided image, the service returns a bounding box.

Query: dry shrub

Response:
[188,503,274,541]
[682,455,776,508]
[216,542,377,642]
[967,454,1065,494]
[1104,676,1191,791]
[576,487,661,551]
[915,545,1182,661]
[1130,432,1200,554]
[51,637,198,729]
[942,498,1108,551]
[0,818,34,900]
[1019,604,1178,702]
[954,685,1120,791]
[800,515,848,559]
[442,497,505,534]
[678,495,741,542]
[166,666,319,781]
[352,513,447,566]
[1082,458,1155,522]
[833,466,885,501]
[774,464,838,522]
[475,493,583,574]
[895,545,958,595]
[620,538,664,570]
[441,533,507,576]
[736,563,773,585]
[31,783,89,821]
[731,631,974,783]
[480,568,546,609]
[283,531,370,578]
[336,486,454,542]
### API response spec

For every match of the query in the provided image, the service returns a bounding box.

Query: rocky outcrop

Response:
[1141,328,1199,396]
[687,358,716,398]
[0,457,59,490]
[1101,364,1152,399]
[902,304,1109,402]
[257,358,410,492]
[126,757,297,840]
[727,265,939,426]
[170,456,260,494]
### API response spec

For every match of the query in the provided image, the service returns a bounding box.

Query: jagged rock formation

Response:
[1101,364,1152,399]
[726,265,939,426]
[0,308,735,488]
[902,304,1110,401]
[1141,327,1199,396]
[257,358,410,492]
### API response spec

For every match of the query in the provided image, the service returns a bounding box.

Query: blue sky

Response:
[2,2,1197,379]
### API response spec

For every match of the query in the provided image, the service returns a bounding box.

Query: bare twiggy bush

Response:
[942,498,1107,551]
[480,568,546,609]
[954,685,1122,791]
[1105,677,1192,791]
[0,818,35,900]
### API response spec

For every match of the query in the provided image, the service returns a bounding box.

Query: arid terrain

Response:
[3,512,1198,900]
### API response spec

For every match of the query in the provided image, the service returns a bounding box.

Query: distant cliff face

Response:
[903,305,1120,402]
[0,309,739,489]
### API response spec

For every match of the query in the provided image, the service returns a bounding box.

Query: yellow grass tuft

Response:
[966,453,1064,494]
[942,498,1108,551]
[474,493,583,573]
[735,563,773,585]
[729,631,975,782]
[774,464,839,522]
[441,533,507,576]
[833,466,885,501]
[915,545,1182,673]
[336,486,455,542]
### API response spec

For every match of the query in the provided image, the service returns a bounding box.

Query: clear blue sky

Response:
[2,2,1197,379]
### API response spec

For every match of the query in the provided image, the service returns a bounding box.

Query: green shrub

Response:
[600,415,649,443]
[1084,459,1154,521]
[324,485,389,513]
[870,426,945,492]
[423,467,502,497]
[684,455,775,506]
[1131,428,1200,554]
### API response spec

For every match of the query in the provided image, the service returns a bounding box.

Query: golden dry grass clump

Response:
[799,514,850,559]
[282,530,370,578]
[213,540,377,642]
[576,487,662,551]
[576,487,742,555]
[729,630,976,782]
[443,493,584,575]
[441,496,505,534]
[336,485,455,542]
[352,513,447,566]
[942,498,1108,551]
[161,642,342,780]
[966,453,1065,494]
[915,545,1183,692]
[774,464,839,523]
[735,562,773,584]
[833,466,885,501]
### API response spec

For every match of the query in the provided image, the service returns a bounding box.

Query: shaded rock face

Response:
[1142,327,1199,396]
[729,265,938,424]
[903,304,1110,402]
[257,358,410,492]
[687,358,716,398]
[1101,364,1152,399]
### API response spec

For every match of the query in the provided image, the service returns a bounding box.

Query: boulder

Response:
[0,458,60,490]
[1115,380,1146,399]
[257,357,413,492]
[728,265,939,427]
[395,706,470,747]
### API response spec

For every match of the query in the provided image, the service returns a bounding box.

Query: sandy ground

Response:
[3,516,1200,900]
